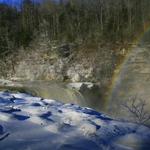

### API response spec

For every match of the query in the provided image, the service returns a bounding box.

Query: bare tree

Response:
[122,95,150,124]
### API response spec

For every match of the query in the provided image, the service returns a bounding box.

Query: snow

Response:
[0,91,150,150]
[78,122,97,136]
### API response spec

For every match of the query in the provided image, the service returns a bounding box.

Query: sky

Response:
[0,0,43,6]
[0,0,61,7]
[0,0,22,6]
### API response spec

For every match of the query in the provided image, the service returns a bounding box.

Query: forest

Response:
[0,0,150,57]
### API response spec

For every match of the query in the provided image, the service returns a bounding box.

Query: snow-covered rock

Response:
[0,91,150,150]
[67,82,94,90]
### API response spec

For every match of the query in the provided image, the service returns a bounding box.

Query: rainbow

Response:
[106,22,150,110]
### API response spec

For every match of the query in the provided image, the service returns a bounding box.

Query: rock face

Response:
[109,39,150,118]
[11,43,93,82]
[3,35,117,86]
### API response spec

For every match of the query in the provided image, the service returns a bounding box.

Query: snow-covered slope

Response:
[0,91,150,150]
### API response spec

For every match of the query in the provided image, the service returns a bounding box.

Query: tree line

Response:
[0,0,150,56]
